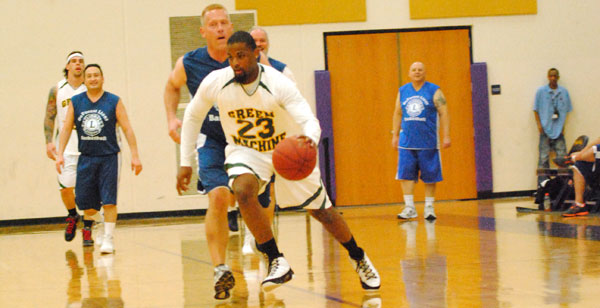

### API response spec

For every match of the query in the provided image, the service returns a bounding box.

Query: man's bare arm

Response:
[434,89,451,148]
[44,86,57,144]
[164,56,187,144]
[44,86,58,160]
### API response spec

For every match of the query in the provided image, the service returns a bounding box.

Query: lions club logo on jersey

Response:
[404,96,427,117]
[82,113,104,136]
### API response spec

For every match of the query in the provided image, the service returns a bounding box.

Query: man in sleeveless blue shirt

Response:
[164,4,272,300]
[57,64,142,254]
[391,62,451,221]
[534,68,572,185]
[250,26,296,83]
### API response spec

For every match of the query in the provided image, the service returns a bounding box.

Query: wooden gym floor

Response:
[2,197,600,307]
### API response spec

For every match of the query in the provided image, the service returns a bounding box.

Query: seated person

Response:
[555,136,600,217]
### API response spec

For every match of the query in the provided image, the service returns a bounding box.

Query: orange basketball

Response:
[272,136,317,181]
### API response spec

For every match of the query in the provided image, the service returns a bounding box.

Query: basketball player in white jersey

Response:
[44,51,87,242]
[177,31,380,294]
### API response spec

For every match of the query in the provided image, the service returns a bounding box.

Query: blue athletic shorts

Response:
[197,136,271,208]
[75,154,118,211]
[573,145,600,187]
[396,148,443,183]
[197,136,229,193]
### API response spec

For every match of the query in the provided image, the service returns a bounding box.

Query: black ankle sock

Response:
[256,238,283,263]
[83,219,94,228]
[342,236,365,261]
[68,209,78,217]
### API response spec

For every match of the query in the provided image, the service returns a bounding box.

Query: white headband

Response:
[66,52,84,63]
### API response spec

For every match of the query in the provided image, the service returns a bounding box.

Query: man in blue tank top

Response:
[250,26,296,83]
[391,62,451,221]
[56,64,142,254]
[163,4,273,300]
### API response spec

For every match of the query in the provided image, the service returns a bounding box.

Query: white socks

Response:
[404,195,414,209]
[425,197,435,208]
[104,222,116,237]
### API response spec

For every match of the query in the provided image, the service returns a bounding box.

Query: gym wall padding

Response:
[471,63,494,194]
[314,70,337,204]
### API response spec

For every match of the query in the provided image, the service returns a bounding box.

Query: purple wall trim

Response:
[471,63,493,192]
[314,70,337,203]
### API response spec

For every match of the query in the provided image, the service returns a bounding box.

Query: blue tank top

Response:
[256,54,287,73]
[398,81,440,149]
[183,47,228,144]
[268,57,286,72]
[72,91,120,155]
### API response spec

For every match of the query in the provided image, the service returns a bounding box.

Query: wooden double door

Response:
[325,27,477,205]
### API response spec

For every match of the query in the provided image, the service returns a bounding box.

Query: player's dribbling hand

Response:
[176,166,193,195]
[131,157,143,175]
[55,155,64,174]
[46,143,57,160]
[168,118,182,144]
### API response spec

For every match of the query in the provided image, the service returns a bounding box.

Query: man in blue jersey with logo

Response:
[391,62,451,221]
[163,3,270,300]
[56,64,142,253]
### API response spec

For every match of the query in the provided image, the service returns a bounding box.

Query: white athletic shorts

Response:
[58,153,79,189]
[224,145,331,210]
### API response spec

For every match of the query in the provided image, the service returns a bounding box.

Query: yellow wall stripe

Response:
[236,0,366,26]
[409,0,537,19]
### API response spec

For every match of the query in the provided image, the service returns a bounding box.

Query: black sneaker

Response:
[554,155,575,167]
[65,214,80,242]
[562,204,589,217]
[228,210,239,232]
[82,227,94,246]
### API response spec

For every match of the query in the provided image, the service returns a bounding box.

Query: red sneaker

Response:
[82,227,94,246]
[64,214,80,242]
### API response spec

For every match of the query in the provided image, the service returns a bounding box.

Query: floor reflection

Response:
[399,220,447,307]
[4,198,600,307]
[65,247,123,307]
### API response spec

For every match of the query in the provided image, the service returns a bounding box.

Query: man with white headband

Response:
[44,51,90,242]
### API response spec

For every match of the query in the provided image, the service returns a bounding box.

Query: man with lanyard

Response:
[534,68,572,185]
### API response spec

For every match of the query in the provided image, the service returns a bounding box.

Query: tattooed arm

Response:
[434,89,451,148]
[44,86,58,160]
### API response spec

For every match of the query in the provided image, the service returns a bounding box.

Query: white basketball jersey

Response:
[205,65,318,151]
[56,79,86,154]
[180,65,321,167]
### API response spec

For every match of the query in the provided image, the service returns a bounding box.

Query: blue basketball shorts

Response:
[75,154,118,211]
[396,148,443,183]
[573,144,600,187]
[197,135,271,208]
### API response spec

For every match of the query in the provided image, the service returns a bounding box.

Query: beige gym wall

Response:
[1,0,598,220]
